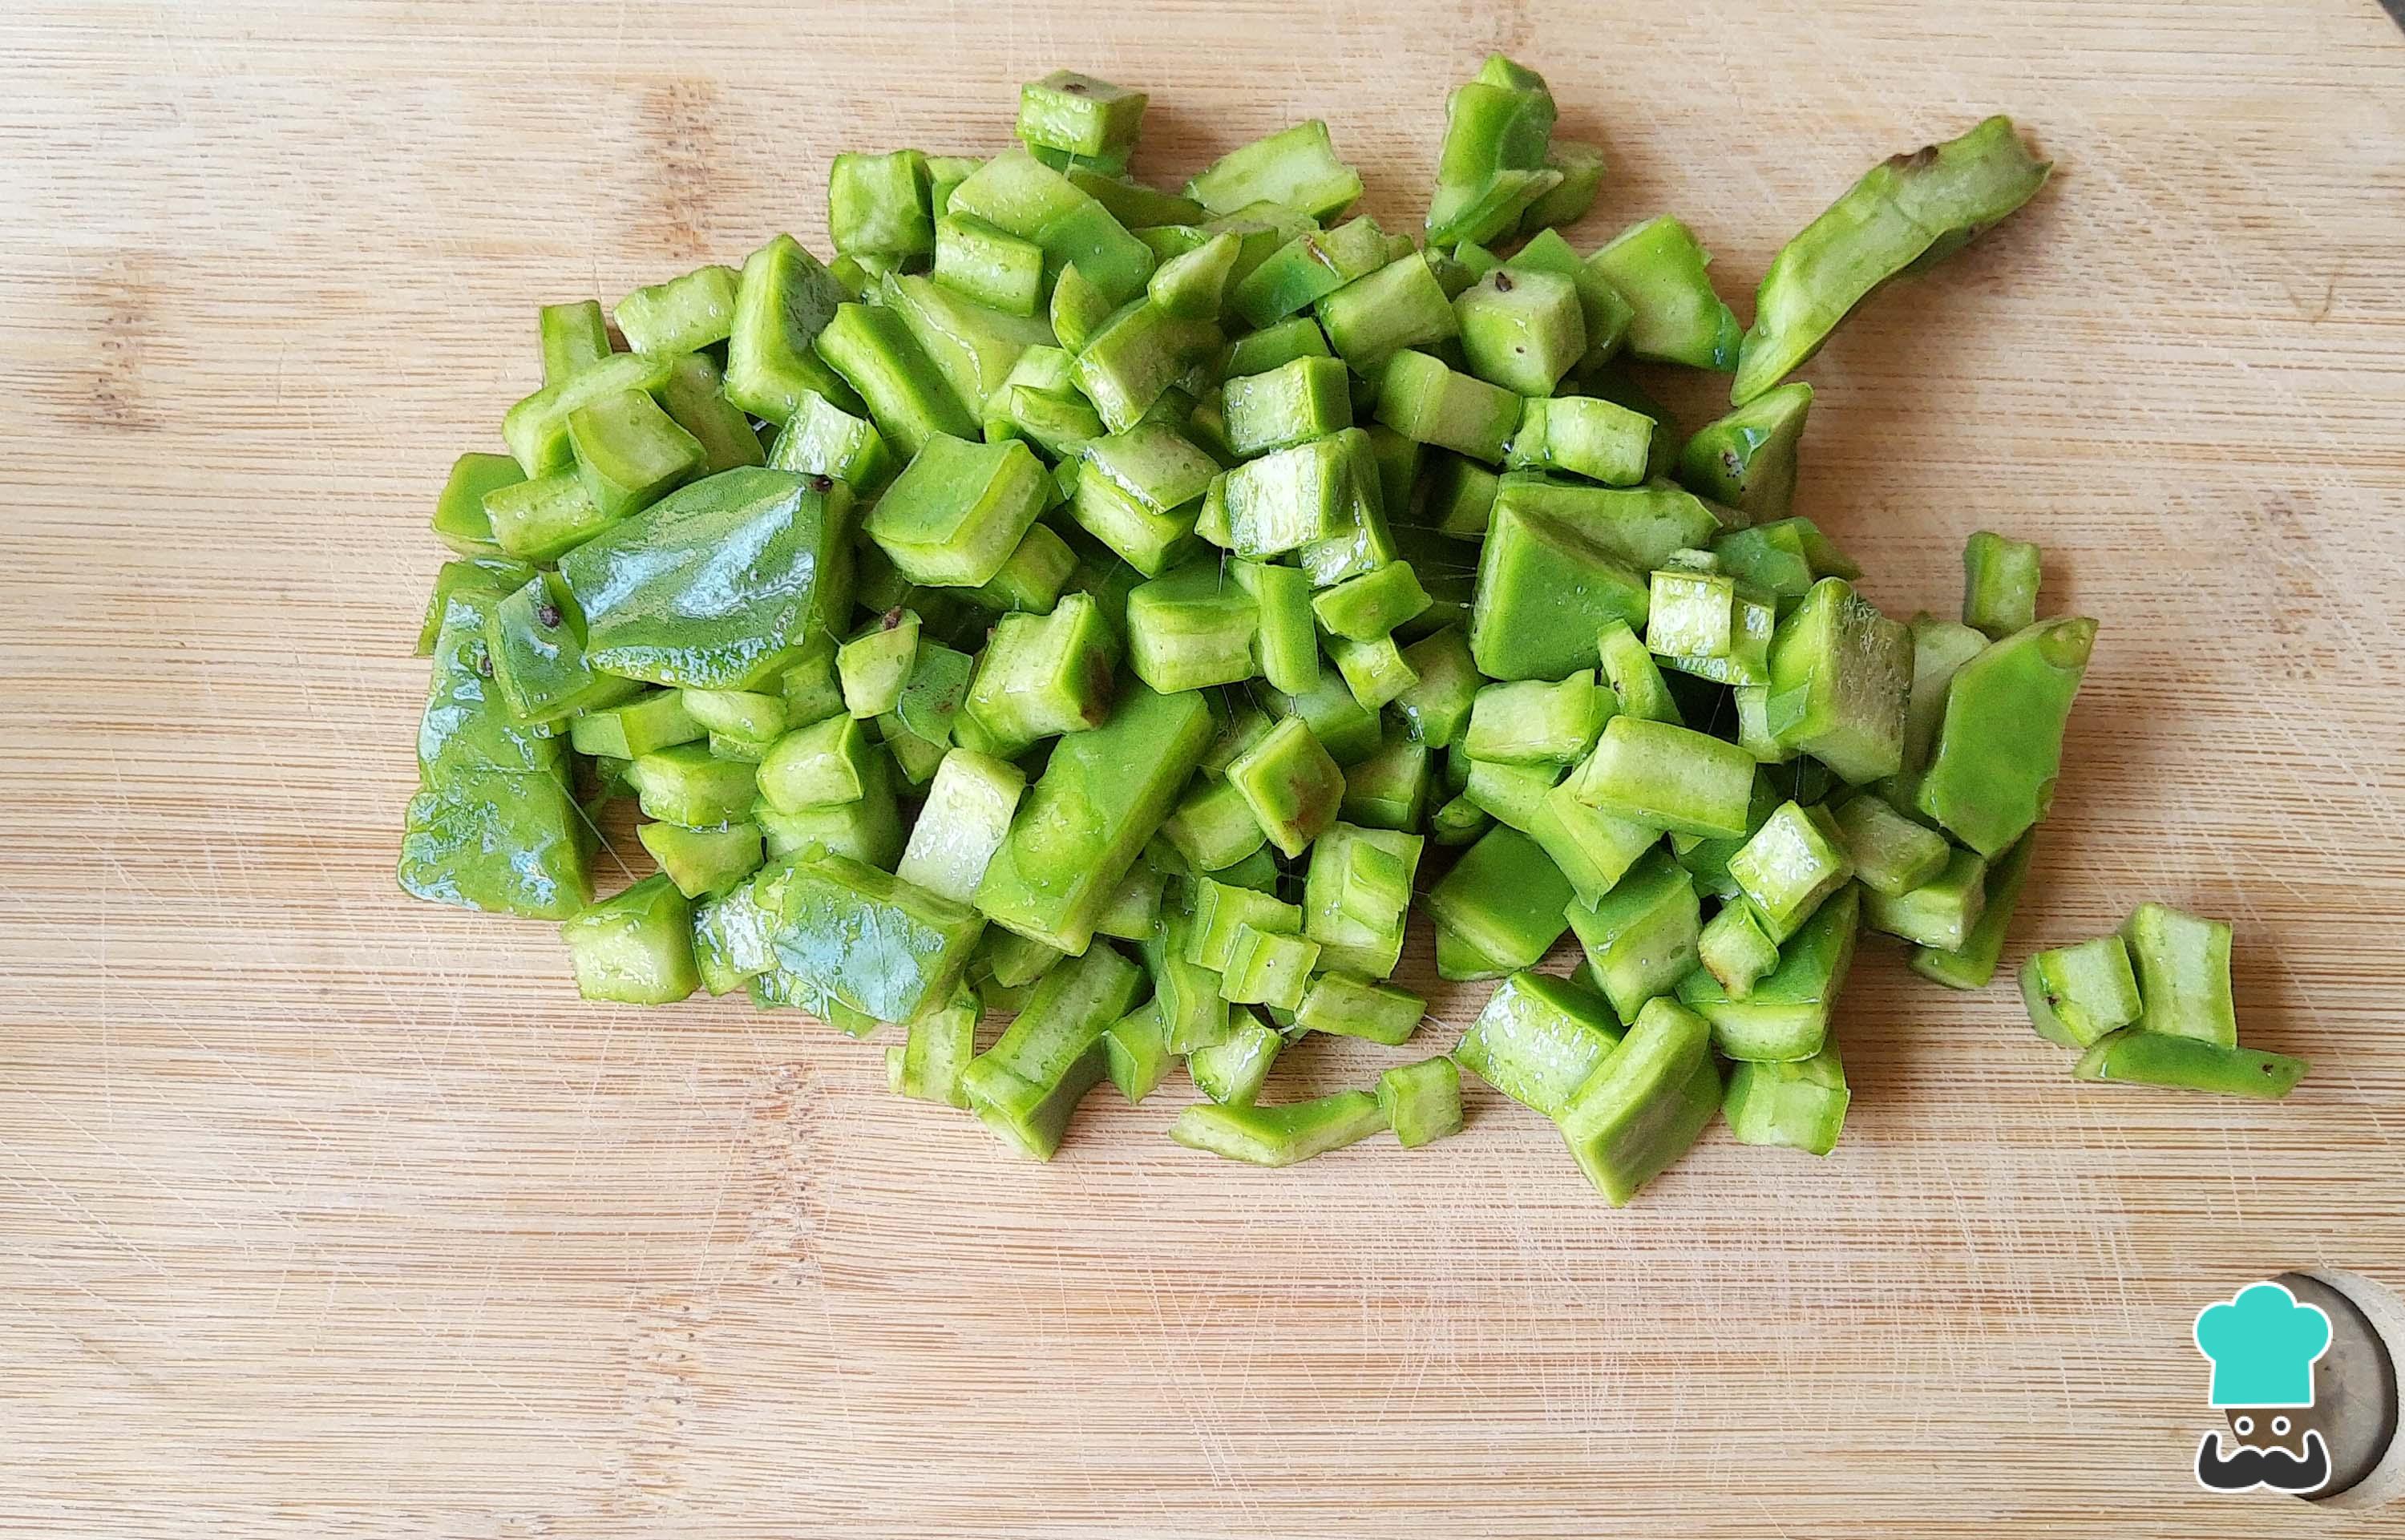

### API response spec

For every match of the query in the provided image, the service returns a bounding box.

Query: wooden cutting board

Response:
[5,2,2403,1534]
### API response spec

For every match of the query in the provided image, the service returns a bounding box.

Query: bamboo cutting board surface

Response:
[5,2,2404,1534]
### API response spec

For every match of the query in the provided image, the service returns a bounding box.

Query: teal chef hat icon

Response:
[2193,1281,2332,1409]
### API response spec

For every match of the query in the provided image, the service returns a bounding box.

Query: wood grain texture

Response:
[4,2,2403,1534]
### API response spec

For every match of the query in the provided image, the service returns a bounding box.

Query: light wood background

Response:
[5,2,2403,1534]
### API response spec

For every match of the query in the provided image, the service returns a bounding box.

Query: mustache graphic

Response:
[2194,1429,2330,1494]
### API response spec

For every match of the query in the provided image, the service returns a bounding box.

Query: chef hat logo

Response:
[2192,1281,2331,1409]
